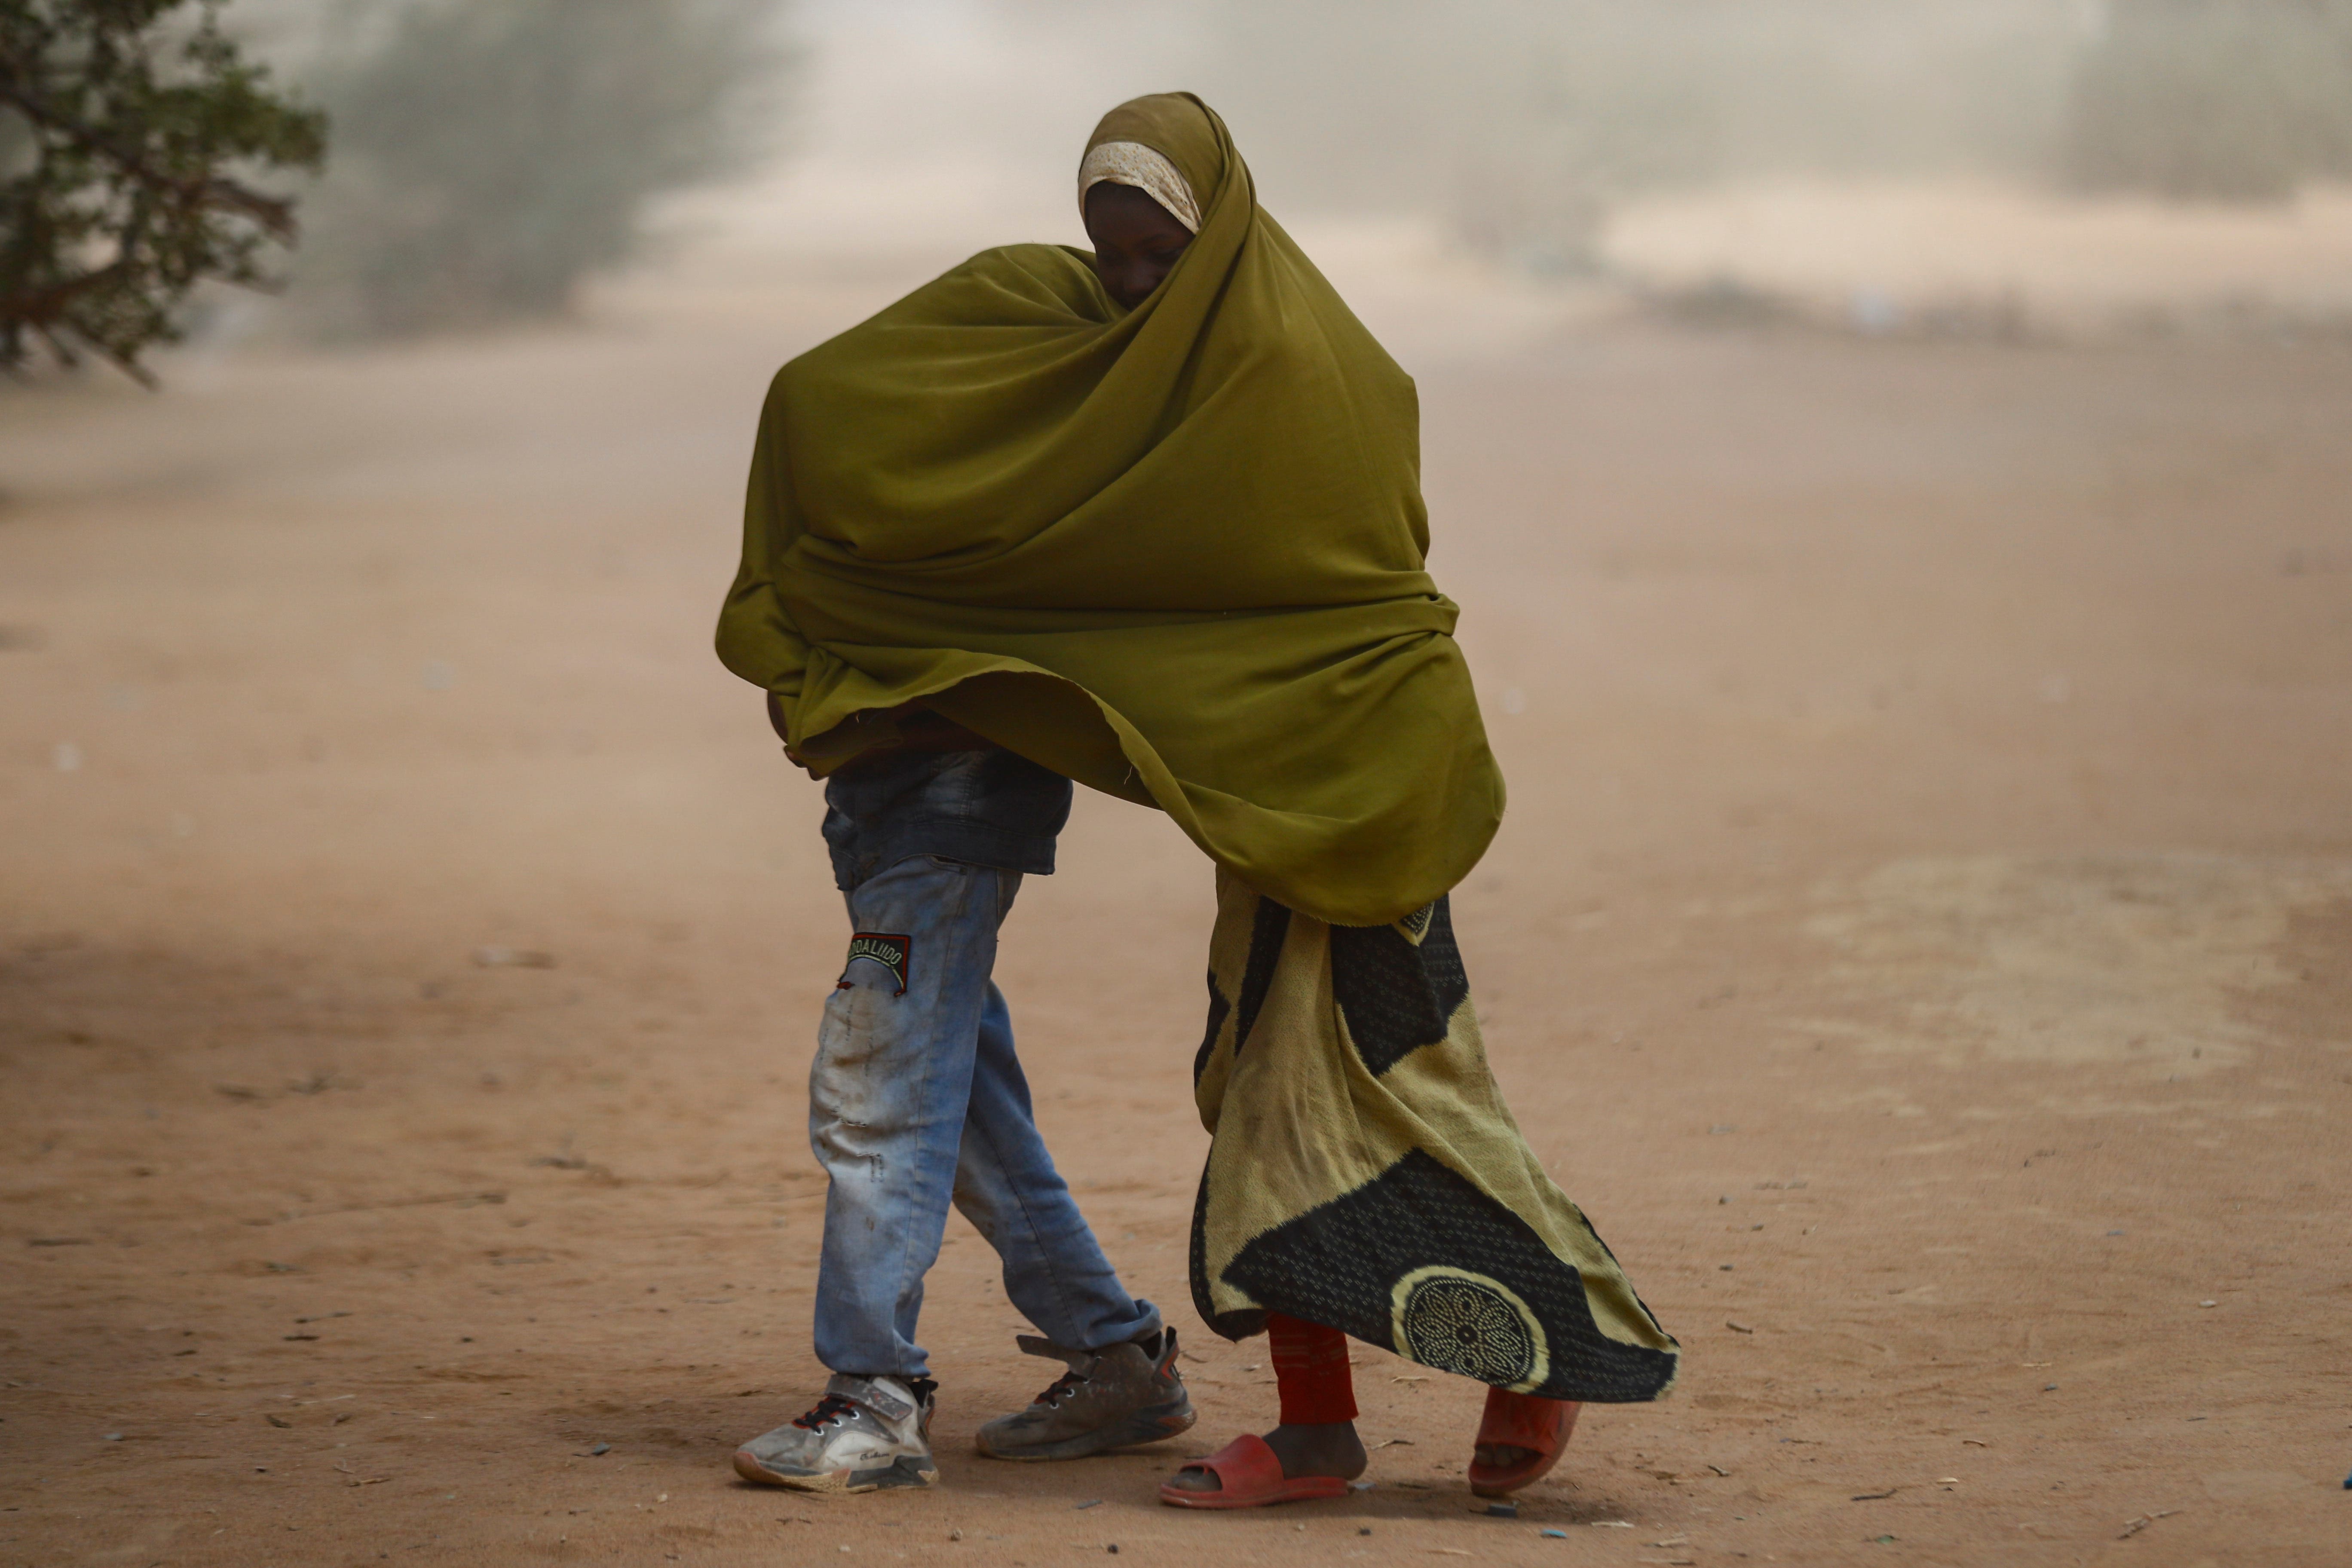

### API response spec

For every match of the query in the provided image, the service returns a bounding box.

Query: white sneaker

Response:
[732,1374,938,1492]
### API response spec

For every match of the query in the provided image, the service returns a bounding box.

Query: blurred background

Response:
[168,0,2352,349]
[5,5,2349,1564]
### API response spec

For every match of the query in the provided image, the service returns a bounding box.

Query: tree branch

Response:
[0,77,300,240]
[6,258,136,327]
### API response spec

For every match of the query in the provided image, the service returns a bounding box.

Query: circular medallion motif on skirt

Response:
[1390,1266,1547,1390]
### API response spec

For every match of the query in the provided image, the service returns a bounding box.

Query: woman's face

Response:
[1084,182,1194,310]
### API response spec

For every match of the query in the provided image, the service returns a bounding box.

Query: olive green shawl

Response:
[715,93,1501,925]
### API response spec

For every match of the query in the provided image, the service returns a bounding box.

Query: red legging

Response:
[1267,1312,1357,1425]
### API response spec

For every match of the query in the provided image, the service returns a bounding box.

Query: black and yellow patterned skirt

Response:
[1189,870,1679,1403]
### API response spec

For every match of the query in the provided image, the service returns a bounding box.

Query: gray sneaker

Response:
[732,1373,938,1492]
[975,1328,1196,1461]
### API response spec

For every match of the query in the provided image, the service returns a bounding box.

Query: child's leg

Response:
[956,977,1199,1459]
[951,974,1160,1350]
[806,855,1010,1380]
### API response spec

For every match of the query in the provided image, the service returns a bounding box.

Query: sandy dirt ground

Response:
[3,267,2349,1568]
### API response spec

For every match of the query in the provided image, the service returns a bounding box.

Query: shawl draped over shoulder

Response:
[715,93,1502,926]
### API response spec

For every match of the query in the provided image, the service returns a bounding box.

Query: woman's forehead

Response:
[1084,181,1192,241]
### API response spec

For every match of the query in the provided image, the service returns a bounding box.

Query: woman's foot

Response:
[1163,1421,1366,1494]
[1475,1441,1543,1469]
[1467,1390,1579,1497]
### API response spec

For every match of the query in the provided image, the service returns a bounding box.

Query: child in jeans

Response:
[730,707,1192,1491]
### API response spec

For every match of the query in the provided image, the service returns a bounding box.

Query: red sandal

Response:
[1467,1388,1581,1497]
[1158,1434,1351,1510]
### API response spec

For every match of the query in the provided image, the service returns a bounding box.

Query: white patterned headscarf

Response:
[1078,140,1201,233]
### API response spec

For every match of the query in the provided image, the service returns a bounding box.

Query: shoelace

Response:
[792,1392,861,1431]
[1029,1369,1089,1410]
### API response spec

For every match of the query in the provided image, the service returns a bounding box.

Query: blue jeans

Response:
[810,851,1161,1378]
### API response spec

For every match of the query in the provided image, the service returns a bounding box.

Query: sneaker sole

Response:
[732,1449,939,1493]
[974,1398,1198,1462]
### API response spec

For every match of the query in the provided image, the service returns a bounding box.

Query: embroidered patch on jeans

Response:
[839,932,912,996]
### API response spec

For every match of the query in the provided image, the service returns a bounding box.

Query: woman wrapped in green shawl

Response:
[718,92,1676,1508]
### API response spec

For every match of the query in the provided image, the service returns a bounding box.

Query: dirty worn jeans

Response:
[808,851,1161,1380]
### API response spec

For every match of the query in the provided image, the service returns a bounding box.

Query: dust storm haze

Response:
[3,4,2348,1566]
